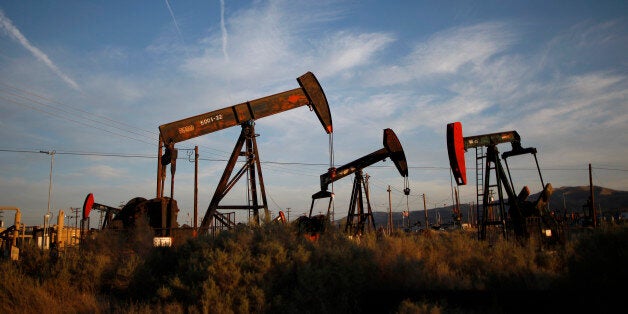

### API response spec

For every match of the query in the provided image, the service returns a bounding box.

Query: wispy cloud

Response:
[181,1,347,85]
[0,8,80,90]
[368,22,516,87]
[411,22,515,75]
[519,72,627,136]
[86,165,126,179]
[220,0,229,62]
[316,31,395,78]
[165,0,185,45]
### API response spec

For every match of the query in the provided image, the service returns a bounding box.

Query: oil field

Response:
[1,70,627,312]
[1,1,627,314]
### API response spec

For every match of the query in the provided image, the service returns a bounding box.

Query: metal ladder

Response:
[475,147,485,221]
[475,147,484,239]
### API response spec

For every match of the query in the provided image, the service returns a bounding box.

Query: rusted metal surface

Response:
[344,169,376,235]
[463,130,520,150]
[157,72,333,233]
[158,72,332,144]
[319,128,407,192]
[296,214,326,241]
[156,138,163,197]
[310,128,409,236]
[199,123,268,231]
[157,90,301,144]
[109,197,179,237]
[383,128,408,177]
[320,148,388,191]
[297,72,333,134]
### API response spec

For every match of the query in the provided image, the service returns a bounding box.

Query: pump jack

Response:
[307,128,410,236]
[447,122,562,245]
[157,72,333,234]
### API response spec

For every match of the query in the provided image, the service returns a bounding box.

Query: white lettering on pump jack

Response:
[199,114,224,126]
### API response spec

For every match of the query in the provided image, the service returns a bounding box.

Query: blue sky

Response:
[1,0,626,226]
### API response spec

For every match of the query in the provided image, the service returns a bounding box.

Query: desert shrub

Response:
[2,223,626,313]
[559,225,628,290]
[0,249,101,313]
[17,242,52,279]
[271,230,377,313]
[129,224,297,313]
[395,298,444,314]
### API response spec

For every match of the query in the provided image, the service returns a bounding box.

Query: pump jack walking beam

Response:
[157,72,333,232]
[316,128,409,194]
[310,128,410,235]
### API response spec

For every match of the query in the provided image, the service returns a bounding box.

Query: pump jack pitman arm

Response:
[158,72,333,145]
[317,128,409,196]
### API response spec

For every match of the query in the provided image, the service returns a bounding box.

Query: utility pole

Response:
[65,214,71,246]
[40,150,55,249]
[194,146,198,236]
[387,185,392,235]
[286,208,291,222]
[467,202,472,226]
[98,208,104,230]
[73,207,79,230]
[40,150,55,217]
[405,192,410,228]
[72,207,79,246]
[422,194,428,228]
[589,163,597,228]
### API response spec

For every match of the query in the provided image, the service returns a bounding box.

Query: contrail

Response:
[0,8,80,90]
[220,0,229,62]
[165,0,185,44]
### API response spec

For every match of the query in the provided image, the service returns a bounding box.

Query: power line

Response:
[0,81,233,158]
[591,167,628,172]
[1,148,622,173]
[0,95,157,146]
[0,82,158,138]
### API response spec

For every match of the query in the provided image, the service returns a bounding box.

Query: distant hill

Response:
[545,186,628,214]
[335,186,628,228]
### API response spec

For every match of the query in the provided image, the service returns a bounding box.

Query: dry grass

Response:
[0,223,626,313]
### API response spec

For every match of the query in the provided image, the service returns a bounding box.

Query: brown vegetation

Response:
[1,223,626,313]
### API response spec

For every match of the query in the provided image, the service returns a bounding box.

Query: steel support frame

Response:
[479,145,527,242]
[199,122,268,233]
[344,170,375,236]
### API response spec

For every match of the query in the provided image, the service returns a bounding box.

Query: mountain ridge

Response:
[335,185,628,228]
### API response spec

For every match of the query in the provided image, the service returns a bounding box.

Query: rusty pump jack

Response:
[309,128,410,236]
[157,72,333,233]
[447,121,560,244]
